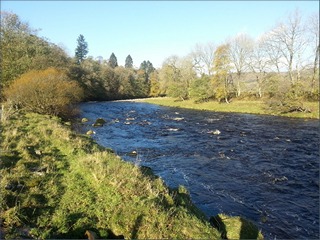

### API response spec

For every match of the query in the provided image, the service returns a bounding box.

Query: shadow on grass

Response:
[240,216,259,239]
[131,214,144,239]
[210,215,261,239]
[210,215,227,239]
[139,165,159,180]
[0,152,21,168]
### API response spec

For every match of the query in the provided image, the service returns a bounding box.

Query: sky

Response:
[1,0,319,68]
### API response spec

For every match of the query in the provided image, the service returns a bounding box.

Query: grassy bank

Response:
[0,112,263,239]
[139,97,319,119]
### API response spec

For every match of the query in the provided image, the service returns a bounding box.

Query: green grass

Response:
[3,97,314,239]
[0,112,263,239]
[210,214,263,240]
[140,97,319,119]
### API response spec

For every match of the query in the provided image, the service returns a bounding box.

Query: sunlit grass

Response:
[141,97,319,119]
[1,112,232,239]
[210,214,264,240]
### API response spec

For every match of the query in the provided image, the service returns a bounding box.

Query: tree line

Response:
[1,10,319,119]
[70,34,156,101]
[157,10,319,107]
[0,12,157,118]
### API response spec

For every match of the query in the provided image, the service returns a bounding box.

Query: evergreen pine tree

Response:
[146,60,155,75]
[140,60,155,75]
[125,55,133,68]
[75,34,88,64]
[108,53,118,68]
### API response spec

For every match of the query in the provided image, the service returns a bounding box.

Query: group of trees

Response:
[0,12,69,91]
[1,9,319,118]
[70,34,156,100]
[0,12,156,118]
[68,55,155,101]
[1,12,81,119]
[155,10,319,107]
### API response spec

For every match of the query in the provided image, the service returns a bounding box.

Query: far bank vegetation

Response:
[1,9,319,120]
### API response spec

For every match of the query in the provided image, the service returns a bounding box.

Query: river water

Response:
[79,101,319,239]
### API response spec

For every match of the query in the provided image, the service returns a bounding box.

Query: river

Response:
[79,101,319,239]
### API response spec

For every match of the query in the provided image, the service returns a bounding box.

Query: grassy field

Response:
[0,112,263,239]
[139,97,319,119]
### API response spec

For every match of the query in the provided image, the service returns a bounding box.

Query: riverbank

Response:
[135,97,319,119]
[0,112,263,239]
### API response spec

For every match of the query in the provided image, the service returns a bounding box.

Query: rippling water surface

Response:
[79,101,319,239]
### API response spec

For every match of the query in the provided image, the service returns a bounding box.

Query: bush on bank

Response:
[3,68,83,119]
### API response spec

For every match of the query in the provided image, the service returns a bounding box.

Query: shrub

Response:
[188,75,212,102]
[4,68,83,118]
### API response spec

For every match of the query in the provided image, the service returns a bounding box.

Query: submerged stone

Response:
[93,118,106,127]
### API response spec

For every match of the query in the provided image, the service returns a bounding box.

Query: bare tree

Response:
[179,56,197,88]
[259,32,284,73]
[190,42,216,76]
[228,33,254,97]
[248,38,269,98]
[266,9,307,85]
[307,12,319,91]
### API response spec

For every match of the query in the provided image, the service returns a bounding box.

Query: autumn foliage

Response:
[4,68,83,118]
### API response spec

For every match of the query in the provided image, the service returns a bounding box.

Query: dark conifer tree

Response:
[140,60,155,75]
[75,34,88,64]
[108,52,118,68]
[125,54,133,68]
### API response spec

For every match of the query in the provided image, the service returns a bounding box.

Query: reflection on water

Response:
[80,101,319,239]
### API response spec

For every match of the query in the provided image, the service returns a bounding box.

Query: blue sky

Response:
[2,1,319,68]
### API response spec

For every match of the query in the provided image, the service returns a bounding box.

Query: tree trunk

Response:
[289,53,294,86]
[255,75,263,98]
[296,63,301,83]
[311,44,319,91]
[237,81,241,97]
[236,72,241,97]
[258,87,262,98]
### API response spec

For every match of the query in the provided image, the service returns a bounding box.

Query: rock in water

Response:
[173,117,184,121]
[213,129,221,135]
[128,150,138,156]
[86,130,95,135]
[81,117,89,123]
[93,118,106,127]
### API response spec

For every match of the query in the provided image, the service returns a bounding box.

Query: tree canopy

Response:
[0,11,69,92]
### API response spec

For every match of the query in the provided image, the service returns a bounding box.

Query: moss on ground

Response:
[0,112,263,239]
